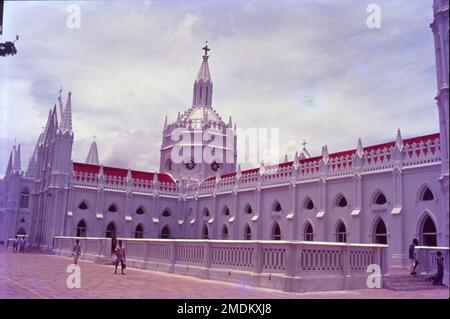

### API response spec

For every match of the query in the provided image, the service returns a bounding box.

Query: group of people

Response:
[408,238,445,286]
[12,236,26,253]
[71,238,126,275]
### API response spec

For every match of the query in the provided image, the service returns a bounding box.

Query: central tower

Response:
[159,44,237,181]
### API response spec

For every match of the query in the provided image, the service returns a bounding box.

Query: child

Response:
[409,238,419,275]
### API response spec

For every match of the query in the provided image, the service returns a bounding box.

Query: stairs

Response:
[385,273,448,291]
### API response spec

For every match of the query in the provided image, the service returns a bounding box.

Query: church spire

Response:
[192,42,213,107]
[86,138,99,165]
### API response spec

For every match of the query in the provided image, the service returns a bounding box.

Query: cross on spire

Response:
[202,41,210,57]
[302,140,308,149]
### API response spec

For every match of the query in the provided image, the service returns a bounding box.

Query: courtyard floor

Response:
[0,248,448,299]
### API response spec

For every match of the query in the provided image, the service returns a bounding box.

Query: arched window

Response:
[223,206,230,216]
[19,188,30,208]
[336,195,348,208]
[304,222,314,241]
[106,222,116,238]
[19,218,25,224]
[420,187,435,201]
[165,159,172,172]
[162,208,171,217]
[108,204,118,213]
[203,208,210,218]
[271,222,281,240]
[16,228,26,236]
[76,220,87,237]
[78,201,88,210]
[136,206,145,215]
[222,225,229,240]
[244,204,253,215]
[373,218,387,244]
[202,225,209,239]
[336,221,347,243]
[420,215,437,246]
[135,224,144,238]
[244,224,252,240]
[160,225,170,239]
[272,200,282,212]
[305,198,314,210]
[374,193,387,205]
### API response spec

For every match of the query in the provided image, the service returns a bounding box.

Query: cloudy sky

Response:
[0,0,439,177]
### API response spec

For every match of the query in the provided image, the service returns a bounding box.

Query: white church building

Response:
[1,0,448,270]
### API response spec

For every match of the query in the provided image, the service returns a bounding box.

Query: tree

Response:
[0,35,19,57]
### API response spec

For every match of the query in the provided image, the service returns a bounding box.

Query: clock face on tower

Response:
[211,161,220,172]
[185,158,196,170]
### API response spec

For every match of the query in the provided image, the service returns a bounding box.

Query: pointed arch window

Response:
[78,201,88,210]
[135,224,144,238]
[272,200,282,212]
[420,187,435,201]
[420,215,437,246]
[16,228,26,236]
[202,225,209,239]
[336,195,348,208]
[304,222,314,241]
[222,225,229,240]
[19,218,25,224]
[162,209,171,217]
[203,208,210,218]
[136,206,145,215]
[108,204,118,213]
[77,220,87,237]
[271,222,281,240]
[161,225,170,239]
[244,204,253,215]
[374,193,387,205]
[244,224,252,240]
[19,188,30,208]
[336,221,347,243]
[106,222,116,238]
[373,218,387,244]
[223,206,230,216]
[305,198,314,210]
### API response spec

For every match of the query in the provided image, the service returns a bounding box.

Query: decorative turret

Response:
[85,139,100,165]
[192,42,213,107]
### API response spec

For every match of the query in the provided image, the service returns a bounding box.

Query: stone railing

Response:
[416,246,449,285]
[53,237,388,293]
[53,236,112,263]
[73,171,179,197]
[189,136,442,196]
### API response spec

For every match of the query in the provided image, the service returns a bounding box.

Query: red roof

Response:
[73,162,176,184]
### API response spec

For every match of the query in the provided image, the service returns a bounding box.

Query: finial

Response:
[356,137,364,157]
[58,87,63,97]
[202,41,210,58]
[302,140,308,150]
[396,128,403,150]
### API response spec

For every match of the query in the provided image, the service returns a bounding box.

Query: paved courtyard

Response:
[0,248,448,299]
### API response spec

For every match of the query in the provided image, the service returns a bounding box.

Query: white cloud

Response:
[0,0,439,177]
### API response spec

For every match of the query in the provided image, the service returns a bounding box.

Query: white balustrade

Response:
[53,236,387,293]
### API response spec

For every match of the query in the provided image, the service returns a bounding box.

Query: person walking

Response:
[114,240,126,275]
[72,239,82,265]
[19,237,26,253]
[409,238,419,275]
[12,236,18,253]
